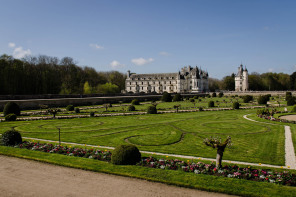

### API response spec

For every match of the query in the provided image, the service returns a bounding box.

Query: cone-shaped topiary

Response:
[131,99,140,105]
[2,129,22,146]
[111,144,141,165]
[161,91,172,102]
[208,101,214,107]
[172,93,182,102]
[4,102,20,116]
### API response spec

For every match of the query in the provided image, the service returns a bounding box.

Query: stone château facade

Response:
[125,66,209,93]
[235,64,249,91]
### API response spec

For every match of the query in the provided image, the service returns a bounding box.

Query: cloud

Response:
[110,60,125,69]
[8,42,16,48]
[131,57,154,66]
[89,43,104,50]
[159,51,170,56]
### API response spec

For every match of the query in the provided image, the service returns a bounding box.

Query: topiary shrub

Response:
[172,93,182,102]
[212,92,217,97]
[127,105,136,111]
[258,95,270,105]
[161,91,172,102]
[208,101,214,107]
[287,97,296,106]
[1,129,22,146]
[4,102,20,116]
[5,113,17,121]
[199,107,203,111]
[218,92,224,98]
[233,102,240,109]
[292,105,296,113]
[66,105,74,111]
[286,92,292,101]
[243,95,253,103]
[131,99,140,105]
[147,105,157,114]
[111,144,141,165]
[90,112,95,117]
[74,107,80,113]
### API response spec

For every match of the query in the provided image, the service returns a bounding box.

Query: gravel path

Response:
[0,155,233,197]
[243,114,296,169]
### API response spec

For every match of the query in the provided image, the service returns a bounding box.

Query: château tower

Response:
[235,64,249,91]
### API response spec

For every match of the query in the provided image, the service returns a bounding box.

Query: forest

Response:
[0,53,295,95]
[0,54,125,95]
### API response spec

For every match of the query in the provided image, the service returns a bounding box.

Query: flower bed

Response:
[138,157,296,186]
[17,141,111,161]
[14,142,296,187]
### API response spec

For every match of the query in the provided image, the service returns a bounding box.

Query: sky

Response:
[0,0,295,79]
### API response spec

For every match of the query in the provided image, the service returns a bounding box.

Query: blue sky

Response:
[0,0,295,79]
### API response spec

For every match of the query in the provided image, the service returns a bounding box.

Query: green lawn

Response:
[0,109,286,165]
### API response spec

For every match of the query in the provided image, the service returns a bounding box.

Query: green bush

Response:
[4,102,20,116]
[287,97,296,106]
[212,92,216,97]
[5,113,17,121]
[90,112,95,117]
[292,105,296,113]
[233,102,240,109]
[189,98,195,102]
[127,105,136,111]
[286,92,292,101]
[75,108,80,113]
[208,101,214,107]
[131,99,140,105]
[147,106,157,114]
[66,105,74,111]
[111,144,141,165]
[161,92,172,102]
[243,95,253,103]
[172,93,182,102]
[258,95,270,105]
[199,107,203,111]
[1,129,22,146]
[218,92,224,98]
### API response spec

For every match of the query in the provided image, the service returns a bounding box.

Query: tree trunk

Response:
[216,149,224,169]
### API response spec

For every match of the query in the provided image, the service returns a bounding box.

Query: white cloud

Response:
[8,42,16,48]
[131,57,154,66]
[13,47,32,59]
[89,43,104,50]
[110,60,125,69]
[159,51,170,56]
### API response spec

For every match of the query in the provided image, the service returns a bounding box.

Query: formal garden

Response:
[1,92,296,196]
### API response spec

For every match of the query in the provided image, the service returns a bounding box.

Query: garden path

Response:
[0,155,233,197]
[243,114,296,169]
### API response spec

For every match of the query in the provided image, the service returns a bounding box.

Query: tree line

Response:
[209,72,294,92]
[0,54,126,95]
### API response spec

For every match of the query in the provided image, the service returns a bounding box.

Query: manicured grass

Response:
[1,146,295,197]
[0,109,286,165]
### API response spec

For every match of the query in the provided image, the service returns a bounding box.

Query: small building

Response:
[125,66,209,93]
[235,64,249,91]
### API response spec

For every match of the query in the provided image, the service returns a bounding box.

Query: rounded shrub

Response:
[111,144,141,165]
[5,113,17,121]
[127,105,136,111]
[172,93,182,102]
[218,92,224,98]
[199,107,203,111]
[208,101,214,107]
[292,105,296,113]
[90,112,95,117]
[243,95,253,103]
[233,102,240,109]
[4,102,20,116]
[74,107,80,113]
[1,129,22,146]
[147,105,157,114]
[131,99,140,105]
[161,91,172,102]
[287,97,296,106]
[66,105,74,111]
[212,92,217,97]
[258,95,270,105]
